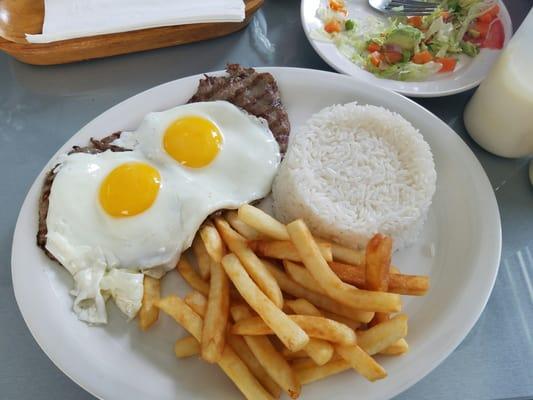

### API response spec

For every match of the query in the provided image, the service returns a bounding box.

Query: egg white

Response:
[46,151,182,272]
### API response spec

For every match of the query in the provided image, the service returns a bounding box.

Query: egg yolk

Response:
[163,116,223,168]
[99,162,161,217]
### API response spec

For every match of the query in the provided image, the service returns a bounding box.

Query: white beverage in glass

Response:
[464,9,533,158]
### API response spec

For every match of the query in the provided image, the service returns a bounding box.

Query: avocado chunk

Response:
[385,25,423,51]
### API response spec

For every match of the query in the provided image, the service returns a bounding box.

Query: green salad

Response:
[317,0,504,81]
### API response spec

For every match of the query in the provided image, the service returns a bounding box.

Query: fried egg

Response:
[46,151,182,323]
[116,100,280,251]
[46,100,280,324]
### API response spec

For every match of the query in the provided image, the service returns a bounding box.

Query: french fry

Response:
[285,261,392,319]
[281,349,308,359]
[192,235,211,280]
[284,261,326,295]
[286,220,401,313]
[249,240,333,263]
[387,273,430,296]
[295,359,351,384]
[264,261,374,323]
[366,234,392,325]
[290,357,318,370]
[219,343,276,400]
[320,310,362,331]
[227,334,282,399]
[329,261,430,296]
[184,291,207,315]
[138,275,160,331]
[282,260,390,321]
[200,221,226,263]
[231,305,301,399]
[365,234,392,291]
[335,344,387,381]
[222,254,309,352]
[380,338,409,355]
[291,354,343,371]
[232,315,356,346]
[301,338,334,366]
[330,243,365,266]
[369,313,390,327]
[156,296,273,400]
[202,261,230,363]
[215,217,283,308]
[357,314,408,355]
[238,204,290,241]
[285,299,323,317]
[284,299,334,365]
[156,296,204,339]
[174,336,200,358]
[177,257,210,296]
[185,292,281,398]
[328,261,365,286]
[226,210,262,240]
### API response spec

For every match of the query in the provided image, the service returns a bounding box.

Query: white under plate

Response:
[12,68,501,400]
[301,0,512,97]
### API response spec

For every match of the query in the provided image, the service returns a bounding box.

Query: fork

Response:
[369,0,440,15]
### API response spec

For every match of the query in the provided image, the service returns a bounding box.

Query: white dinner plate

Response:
[301,0,512,97]
[12,67,501,400]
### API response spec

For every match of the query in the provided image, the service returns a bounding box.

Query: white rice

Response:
[272,102,436,250]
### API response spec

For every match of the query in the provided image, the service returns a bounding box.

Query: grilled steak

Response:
[37,132,128,260]
[188,64,291,154]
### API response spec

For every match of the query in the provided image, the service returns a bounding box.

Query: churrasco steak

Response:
[188,64,291,154]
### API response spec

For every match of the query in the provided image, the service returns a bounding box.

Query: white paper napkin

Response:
[26,0,245,43]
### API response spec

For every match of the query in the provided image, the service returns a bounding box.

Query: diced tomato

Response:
[478,4,500,23]
[324,20,341,33]
[367,42,381,52]
[369,51,382,67]
[478,12,493,23]
[435,57,457,72]
[407,16,423,28]
[473,21,490,37]
[412,50,433,64]
[482,19,504,49]
[329,0,347,14]
[384,51,403,64]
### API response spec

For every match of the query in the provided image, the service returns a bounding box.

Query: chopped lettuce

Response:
[455,0,498,43]
[459,0,479,9]
[373,61,443,81]
[426,17,453,42]
[461,40,480,56]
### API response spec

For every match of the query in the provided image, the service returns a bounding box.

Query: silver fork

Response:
[369,0,440,15]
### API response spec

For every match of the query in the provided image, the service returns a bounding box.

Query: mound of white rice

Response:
[272,102,436,250]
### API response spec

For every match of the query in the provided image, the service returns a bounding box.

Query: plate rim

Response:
[300,0,513,97]
[11,66,502,400]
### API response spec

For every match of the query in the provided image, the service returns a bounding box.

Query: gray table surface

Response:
[1,1,532,399]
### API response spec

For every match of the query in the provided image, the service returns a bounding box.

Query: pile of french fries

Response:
[138,204,430,399]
